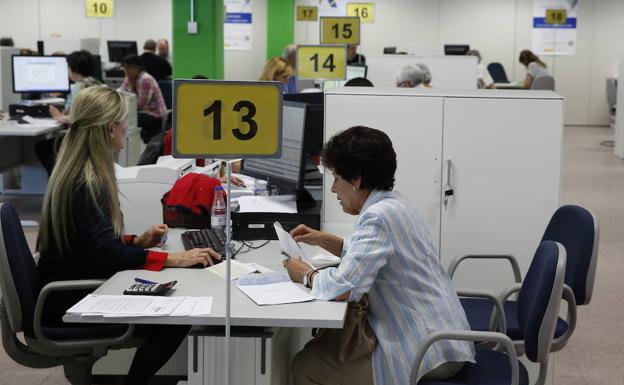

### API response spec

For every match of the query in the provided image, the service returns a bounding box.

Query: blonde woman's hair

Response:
[38,86,128,255]
[259,57,294,82]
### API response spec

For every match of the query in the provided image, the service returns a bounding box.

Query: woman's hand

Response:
[135,224,168,248]
[283,258,312,284]
[165,248,221,268]
[290,224,323,246]
[221,175,246,187]
[49,105,70,124]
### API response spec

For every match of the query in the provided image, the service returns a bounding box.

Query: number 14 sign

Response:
[173,80,283,159]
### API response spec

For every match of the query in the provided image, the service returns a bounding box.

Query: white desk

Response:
[63,229,347,328]
[0,118,62,195]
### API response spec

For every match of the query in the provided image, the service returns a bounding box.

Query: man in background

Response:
[140,39,171,81]
[157,38,170,61]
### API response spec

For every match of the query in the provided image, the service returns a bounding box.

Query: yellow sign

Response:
[320,17,360,45]
[545,9,567,25]
[347,3,375,23]
[297,6,318,21]
[86,0,114,18]
[297,45,346,80]
[173,81,283,158]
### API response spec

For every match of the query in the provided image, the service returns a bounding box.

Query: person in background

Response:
[0,37,14,47]
[283,44,298,93]
[119,54,166,143]
[344,77,373,87]
[519,49,550,89]
[259,57,294,92]
[140,39,172,81]
[49,50,101,124]
[347,44,366,65]
[285,126,475,384]
[415,63,432,88]
[396,64,424,88]
[37,87,220,385]
[467,49,496,89]
[157,38,170,61]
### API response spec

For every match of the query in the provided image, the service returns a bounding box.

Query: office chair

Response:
[449,205,598,353]
[0,202,139,385]
[486,63,510,83]
[158,80,173,131]
[530,76,555,91]
[413,241,566,385]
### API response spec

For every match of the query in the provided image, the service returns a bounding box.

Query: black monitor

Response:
[283,93,324,158]
[107,40,137,63]
[241,101,315,208]
[444,44,470,56]
[12,55,70,93]
[91,54,103,81]
[383,47,397,54]
[284,92,324,105]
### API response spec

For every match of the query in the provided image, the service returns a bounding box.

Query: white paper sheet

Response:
[170,297,214,316]
[67,295,184,317]
[273,222,315,269]
[238,195,297,213]
[236,272,315,305]
[205,259,273,280]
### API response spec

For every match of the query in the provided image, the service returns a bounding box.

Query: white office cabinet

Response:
[323,93,444,243]
[440,97,563,291]
[323,88,563,293]
[188,328,290,385]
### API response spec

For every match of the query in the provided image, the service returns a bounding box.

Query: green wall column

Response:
[267,0,295,59]
[172,0,224,79]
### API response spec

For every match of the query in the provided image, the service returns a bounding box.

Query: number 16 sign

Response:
[173,80,283,159]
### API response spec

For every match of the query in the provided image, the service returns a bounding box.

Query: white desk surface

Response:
[0,119,62,136]
[63,229,348,329]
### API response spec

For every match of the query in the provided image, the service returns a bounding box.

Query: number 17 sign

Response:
[173,80,283,158]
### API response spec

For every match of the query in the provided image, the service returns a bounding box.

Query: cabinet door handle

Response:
[444,159,454,209]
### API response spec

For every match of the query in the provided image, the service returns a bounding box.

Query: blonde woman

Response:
[259,56,294,90]
[37,86,220,384]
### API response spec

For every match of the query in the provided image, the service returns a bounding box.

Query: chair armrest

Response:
[448,254,522,283]
[551,284,577,351]
[499,283,523,303]
[33,280,134,353]
[409,329,519,385]
[456,289,507,333]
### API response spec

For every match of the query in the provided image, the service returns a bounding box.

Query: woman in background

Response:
[519,49,550,89]
[259,56,294,91]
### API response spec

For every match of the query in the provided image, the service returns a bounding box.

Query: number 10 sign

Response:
[173,80,283,158]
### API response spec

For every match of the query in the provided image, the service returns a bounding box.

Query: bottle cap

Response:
[215,186,224,191]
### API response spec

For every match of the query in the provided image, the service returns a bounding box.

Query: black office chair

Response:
[413,240,567,385]
[487,62,510,83]
[0,202,139,385]
[449,205,598,353]
[157,79,173,132]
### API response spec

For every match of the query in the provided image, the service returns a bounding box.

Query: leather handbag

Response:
[312,294,376,363]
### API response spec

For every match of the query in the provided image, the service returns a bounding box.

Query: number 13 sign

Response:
[173,80,283,158]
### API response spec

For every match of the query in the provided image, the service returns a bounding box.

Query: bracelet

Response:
[305,269,319,288]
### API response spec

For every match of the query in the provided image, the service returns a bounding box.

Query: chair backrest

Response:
[517,241,566,364]
[530,76,555,91]
[541,205,598,305]
[486,62,509,83]
[158,80,172,110]
[0,203,39,337]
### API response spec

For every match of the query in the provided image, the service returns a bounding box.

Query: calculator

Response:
[123,280,177,296]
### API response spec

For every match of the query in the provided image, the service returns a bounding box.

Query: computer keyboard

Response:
[181,228,227,259]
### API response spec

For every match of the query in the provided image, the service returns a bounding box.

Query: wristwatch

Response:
[302,270,312,288]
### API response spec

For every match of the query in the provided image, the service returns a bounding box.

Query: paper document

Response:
[273,222,314,269]
[237,272,315,305]
[238,195,297,213]
[170,297,213,316]
[206,259,273,280]
[67,295,184,317]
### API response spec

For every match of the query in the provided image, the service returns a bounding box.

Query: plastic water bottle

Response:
[254,180,269,196]
[211,186,226,230]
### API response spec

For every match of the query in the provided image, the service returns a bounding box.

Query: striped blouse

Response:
[312,190,476,384]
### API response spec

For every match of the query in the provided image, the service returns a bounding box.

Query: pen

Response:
[134,278,157,284]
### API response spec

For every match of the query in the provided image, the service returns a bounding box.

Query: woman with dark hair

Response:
[518,49,550,89]
[49,50,101,124]
[284,126,475,385]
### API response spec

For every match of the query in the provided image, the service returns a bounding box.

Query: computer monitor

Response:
[107,40,137,63]
[91,54,103,81]
[283,94,324,158]
[241,101,315,207]
[383,47,397,54]
[11,55,70,93]
[444,44,470,55]
[322,65,368,91]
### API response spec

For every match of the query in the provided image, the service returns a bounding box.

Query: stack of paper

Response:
[205,259,273,280]
[238,195,297,213]
[67,295,213,317]
[236,272,315,306]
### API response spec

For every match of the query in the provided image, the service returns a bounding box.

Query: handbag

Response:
[312,294,376,363]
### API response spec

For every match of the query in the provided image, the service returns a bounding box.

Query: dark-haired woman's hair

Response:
[67,50,94,77]
[322,126,396,191]
[344,77,374,87]
[519,49,547,68]
[122,54,144,69]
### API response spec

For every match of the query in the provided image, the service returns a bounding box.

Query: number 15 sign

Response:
[173,80,283,159]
